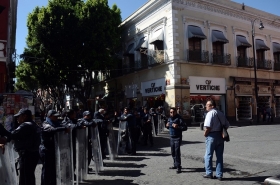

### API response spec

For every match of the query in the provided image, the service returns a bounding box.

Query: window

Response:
[189,38,201,51]
[237,46,247,58]
[256,50,265,62]
[154,41,163,50]
[274,53,280,63]
[213,42,223,56]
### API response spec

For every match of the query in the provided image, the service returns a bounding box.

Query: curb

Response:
[264,176,280,185]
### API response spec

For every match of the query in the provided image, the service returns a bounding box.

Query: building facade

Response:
[93,0,280,122]
[0,0,17,93]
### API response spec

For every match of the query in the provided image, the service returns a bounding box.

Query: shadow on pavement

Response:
[96,169,144,177]
[104,162,147,168]
[221,175,271,183]
[79,179,138,185]
[115,156,149,162]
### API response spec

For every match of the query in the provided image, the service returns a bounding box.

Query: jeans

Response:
[204,132,224,178]
[170,137,182,169]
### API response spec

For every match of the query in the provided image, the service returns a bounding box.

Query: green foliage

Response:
[15,0,122,105]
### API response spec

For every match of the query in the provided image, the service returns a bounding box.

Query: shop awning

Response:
[273,42,280,53]
[135,37,148,51]
[123,43,134,56]
[188,25,207,39]
[149,30,164,44]
[212,30,229,43]
[236,35,252,47]
[255,39,270,50]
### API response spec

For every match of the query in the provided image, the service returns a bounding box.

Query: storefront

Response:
[125,84,138,109]
[189,76,226,123]
[274,86,280,117]
[141,78,166,108]
[257,86,271,120]
[234,84,253,121]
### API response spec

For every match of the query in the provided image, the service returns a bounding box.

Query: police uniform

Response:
[0,109,40,185]
[40,110,67,185]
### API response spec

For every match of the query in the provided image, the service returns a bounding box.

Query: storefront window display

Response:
[190,95,226,123]
[144,94,165,109]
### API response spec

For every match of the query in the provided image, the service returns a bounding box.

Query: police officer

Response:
[0,108,40,185]
[78,111,103,172]
[120,107,137,155]
[40,110,69,185]
[142,107,153,146]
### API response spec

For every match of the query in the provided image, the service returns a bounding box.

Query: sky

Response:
[15,0,280,64]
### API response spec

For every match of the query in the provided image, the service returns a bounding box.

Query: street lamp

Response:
[251,18,264,123]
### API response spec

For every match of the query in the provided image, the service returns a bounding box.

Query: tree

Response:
[15,0,122,109]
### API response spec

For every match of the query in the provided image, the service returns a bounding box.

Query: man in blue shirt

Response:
[203,100,230,181]
[166,107,186,174]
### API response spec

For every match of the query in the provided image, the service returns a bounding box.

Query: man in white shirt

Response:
[203,100,229,181]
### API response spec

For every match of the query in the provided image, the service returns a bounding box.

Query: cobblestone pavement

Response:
[35,124,280,185]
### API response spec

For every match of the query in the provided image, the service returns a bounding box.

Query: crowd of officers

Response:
[0,105,169,185]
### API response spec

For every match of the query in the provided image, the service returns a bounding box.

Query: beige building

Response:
[93,0,280,122]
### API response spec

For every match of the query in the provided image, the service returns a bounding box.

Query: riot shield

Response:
[157,115,165,134]
[151,116,156,136]
[107,123,117,161]
[91,127,103,175]
[116,121,131,155]
[55,131,74,185]
[0,143,17,185]
[76,128,88,183]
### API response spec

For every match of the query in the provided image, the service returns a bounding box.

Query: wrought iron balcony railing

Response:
[257,59,272,70]
[187,49,209,63]
[211,53,231,65]
[236,56,254,68]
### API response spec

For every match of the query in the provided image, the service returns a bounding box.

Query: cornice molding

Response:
[207,20,227,32]
[173,0,280,29]
[183,16,206,27]
[232,26,250,37]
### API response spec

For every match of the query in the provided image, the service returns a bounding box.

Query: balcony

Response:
[148,50,166,67]
[236,56,254,68]
[257,59,272,70]
[187,49,209,63]
[211,53,231,65]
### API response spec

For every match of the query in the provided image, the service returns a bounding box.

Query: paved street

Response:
[35,123,280,185]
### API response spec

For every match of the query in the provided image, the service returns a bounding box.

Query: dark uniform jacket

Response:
[0,121,40,152]
[40,119,66,150]
[94,111,109,137]
[166,114,185,138]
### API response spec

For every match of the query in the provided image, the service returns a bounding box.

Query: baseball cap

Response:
[83,111,91,116]
[14,108,32,117]
[47,110,60,117]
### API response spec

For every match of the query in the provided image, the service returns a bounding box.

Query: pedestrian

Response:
[40,110,69,185]
[142,107,153,147]
[176,106,182,116]
[0,108,41,185]
[133,109,142,144]
[94,109,110,162]
[265,106,272,123]
[120,107,137,155]
[262,105,266,122]
[166,107,186,174]
[203,100,230,181]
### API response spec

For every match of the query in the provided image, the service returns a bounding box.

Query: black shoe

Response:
[214,176,222,181]
[129,152,136,156]
[88,167,93,172]
[169,166,176,169]
[203,174,213,179]
[176,168,182,174]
